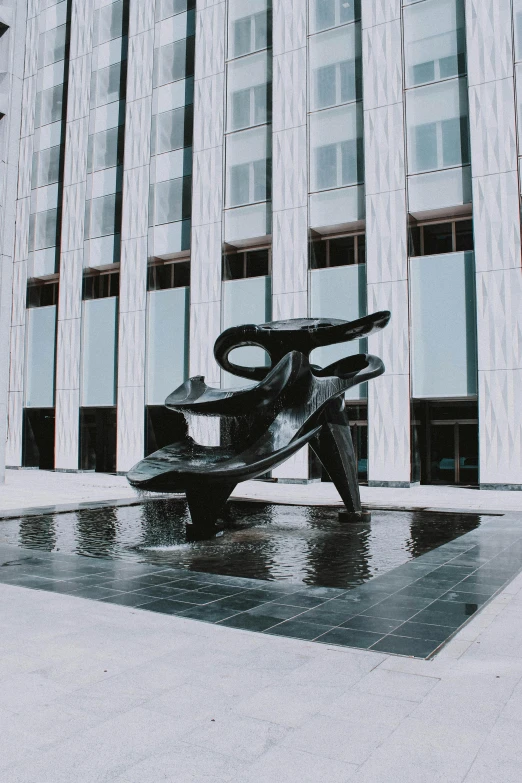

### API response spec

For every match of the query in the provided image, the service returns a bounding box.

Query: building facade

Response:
[2,0,522,490]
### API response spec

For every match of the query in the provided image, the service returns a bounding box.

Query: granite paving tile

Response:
[315,627,385,649]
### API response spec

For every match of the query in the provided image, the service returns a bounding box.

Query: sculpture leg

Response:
[184,481,237,540]
[311,400,370,522]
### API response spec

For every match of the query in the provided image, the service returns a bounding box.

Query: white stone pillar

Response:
[362,0,412,487]
[188,0,226,447]
[466,0,522,488]
[271,0,309,481]
[116,0,155,472]
[55,0,94,470]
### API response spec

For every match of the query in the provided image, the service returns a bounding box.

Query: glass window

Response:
[151,105,193,156]
[227,52,271,131]
[26,282,59,308]
[82,272,120,299]
[310,103,364,191]
[38,24,67,66]
[32,145,61,189]
[423,222,453,255]
[455,219,473,251]
[309,234,364,268]
[154,37,195,87]
[309,0,359,34]
[85,193,122,239]
[87,126,124,173]
[93,0,125,46]
[35,84,64,127]
[147,261,190,289]
[404,0,466,88]
[90,62,125,108]
[409,219,474,256]
[228,0,271,59]
[223,249,270,279]
[226,126,271,207]
[309,24,361,110]
[30,208,58,251]
[156,0,195,22]
[149,176,192,226]
[406,78,469,174]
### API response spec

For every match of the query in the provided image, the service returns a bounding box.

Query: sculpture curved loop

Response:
[127,313,391,538]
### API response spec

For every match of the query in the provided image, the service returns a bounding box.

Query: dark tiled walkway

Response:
[1,512,522,659]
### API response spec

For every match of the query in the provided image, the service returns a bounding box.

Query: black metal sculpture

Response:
[127,312,391,539]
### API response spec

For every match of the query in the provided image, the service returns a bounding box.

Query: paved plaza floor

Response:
[1,469,522,781]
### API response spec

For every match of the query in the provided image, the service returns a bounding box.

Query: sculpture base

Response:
[338,510,372,524]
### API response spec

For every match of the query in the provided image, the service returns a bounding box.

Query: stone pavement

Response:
[2,468,522,515]
[1,568,522,782]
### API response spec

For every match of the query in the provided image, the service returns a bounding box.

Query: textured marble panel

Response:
[124,98,153,170]
[366,190,408,284]
[17,136,33,199]
[361,0,400,28]
[479,369,522,485]
[362,19,402,110]
[272,207,307,296]
[364,104,405,196]
[27,0,39,21]
[127,30,155,104]
[64,118,89,186]
[273,0,306,55]
[13,197,29,264]
[272,290,307,321]
[6,392,23,466]
[68,55,92,123]
[193,73,225,153]
[129,0,155,39]
[23,15,38,78]
[472,171,521,273]
[119,237,148,314]
[476,268,522,372]
[117,385,145,472]
[190,226,222,304]
[191,147,223,226]
[273,47,306,132]
[272,447,309,480]
[188,415,220,447]
[272,127,307,211]
[189,300,221,384]
[55,388,80,471]
[368,281,409,377]
[56,317,81,391]
[469,79,517,177]
[70,0,94,60]
[195,2,225,81]
[58,249,83,322]
[118,310,146,388]
[61,182,87,253]
[10,262,27,329]
[122,166,150,240]
[9,325,24,393]
[368,373,410,484]
[20,75,36,138]
[465,0,513,86]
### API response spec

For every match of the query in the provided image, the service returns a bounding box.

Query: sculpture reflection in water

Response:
[127,313,391,539]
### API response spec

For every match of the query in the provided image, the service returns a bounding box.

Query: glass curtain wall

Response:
[84,0,128,268]
[224,0,272,242]
[308,0,364,228]
[403,0,472,212]
[149,0,195,257]
[29,0,70,277]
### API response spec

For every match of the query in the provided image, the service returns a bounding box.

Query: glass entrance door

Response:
[429,420,478,485]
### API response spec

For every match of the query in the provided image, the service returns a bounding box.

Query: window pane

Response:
[35,208,58,250]
[310,0,359,33]
[227,52,271,131]
[309,24,361,111]
[229,0,271,59]
[223,255,245,280]
[154,37,195,87]
[310,103,363,191]
[156,0,194,22]
[406,78,469,174]
[246,249,269,277]
[39,24,67,66]
[423,222,453,255]
[455,219,474,251]
[93,63,123,107]
[89,193,121,238]
[310,240,327,269]
[226,125,271,207]
[33,145,61,188]
[403,0,466,88]
[153,177,191,225]
[154,105,192,155]
[35,85,64,127]
[94,0,124,45]
[91,127,122,171]
[329,236,355,266]
[229,163,251,206]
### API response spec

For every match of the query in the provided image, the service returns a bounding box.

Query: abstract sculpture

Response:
[127,312,391,539]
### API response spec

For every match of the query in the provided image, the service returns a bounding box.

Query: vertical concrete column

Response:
[466,0,522,488]
[0,0,27,480]
[189,0,226,447]
[55,0,94,470]
[116,0,155,472]
[362,1,411,487]
[6,0,40,467]
[271,0,309,481]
